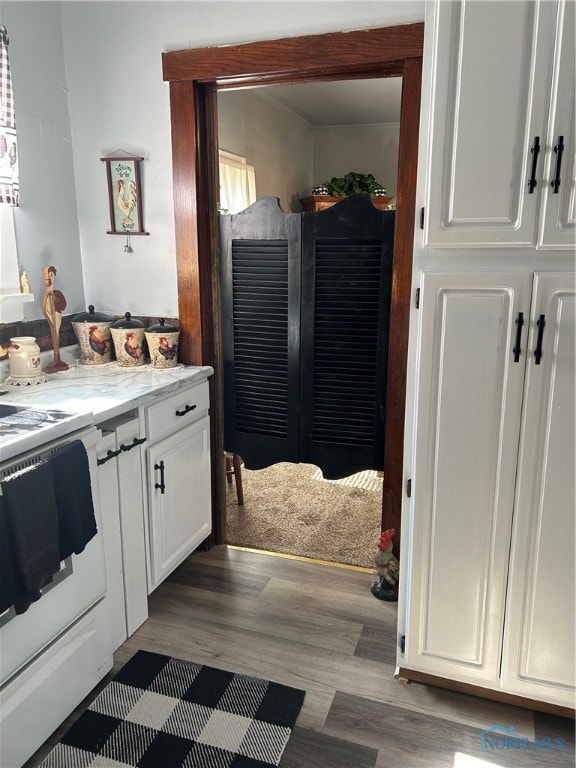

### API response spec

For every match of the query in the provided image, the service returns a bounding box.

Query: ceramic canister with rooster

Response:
[145,318,180,369]
[72,305,113,365]
[110,312,147,367]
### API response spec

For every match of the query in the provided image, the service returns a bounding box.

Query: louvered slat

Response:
[232,239,289,438]
[312,238,382,446]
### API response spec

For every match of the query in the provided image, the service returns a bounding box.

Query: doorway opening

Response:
[162,22,424,556]
[217,76,401,566]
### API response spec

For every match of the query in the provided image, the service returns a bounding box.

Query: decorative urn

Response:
[110,312,146,367]
[72,305,113,365]
[145,318,180,369]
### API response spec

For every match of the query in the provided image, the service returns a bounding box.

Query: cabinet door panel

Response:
[539,0,576,248]
[96,431,126,651]
[115,419,147,635]
[147,416,211,590]
[426,0,556,246]
[501,273,575,705]
[405,273,532,684]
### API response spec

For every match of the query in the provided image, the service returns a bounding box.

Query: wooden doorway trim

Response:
[163,23,423,551]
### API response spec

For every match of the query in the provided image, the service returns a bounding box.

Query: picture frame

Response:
[101,155,149,235]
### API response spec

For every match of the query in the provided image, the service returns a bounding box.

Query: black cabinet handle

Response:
[120,436,146,452]
[551,135,564,193]
[175,403,197,417]
[97,447,121,466]
[527,136,540,193]
[513,312,524,363]
[154,460,166,494]
[534,314,546,365]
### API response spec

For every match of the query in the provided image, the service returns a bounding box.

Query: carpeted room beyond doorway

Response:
[225,461,383,569]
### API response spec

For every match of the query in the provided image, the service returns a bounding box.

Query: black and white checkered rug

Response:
[39,650,305,767]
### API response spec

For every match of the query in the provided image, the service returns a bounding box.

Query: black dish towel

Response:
[49,440,98,560]
[0,461,61,614]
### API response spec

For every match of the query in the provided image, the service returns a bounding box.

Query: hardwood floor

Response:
[25,546,574,767]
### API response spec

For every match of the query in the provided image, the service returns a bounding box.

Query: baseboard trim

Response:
[397,667,575,718]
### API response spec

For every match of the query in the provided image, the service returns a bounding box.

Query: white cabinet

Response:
[143,382,212,591]
[501,273,575,700]
[538,2,576,247]
[403,272,575,706]
[424,0,574,248]
[97,414,148,650]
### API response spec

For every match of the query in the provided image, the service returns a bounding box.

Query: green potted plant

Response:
[323,171,386,197]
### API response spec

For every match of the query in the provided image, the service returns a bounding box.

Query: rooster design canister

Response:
[145,318,180,369]
[72,305,113,365]
[110,312,146,367]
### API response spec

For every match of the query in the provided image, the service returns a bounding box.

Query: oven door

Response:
[0,426,107,684]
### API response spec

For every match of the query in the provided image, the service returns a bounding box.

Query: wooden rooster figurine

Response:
[371,528,399,601]
[42,265,69,373]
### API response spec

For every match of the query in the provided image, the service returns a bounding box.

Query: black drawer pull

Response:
[527,136,540,193]
[513,312,524,363]
[154,460,166,494]
[120,436,146,452]
[175,403,197,417]
[551,135,564,193]
[534,314,546,365]
[97,447,121,466]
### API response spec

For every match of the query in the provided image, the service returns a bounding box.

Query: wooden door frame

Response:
[162,23,423,553]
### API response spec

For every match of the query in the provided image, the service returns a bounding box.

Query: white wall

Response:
[1,2,85,321]
[61,0,424,316]
[3,1,424,319]
[218,90,313,212]
[313,124,400,199]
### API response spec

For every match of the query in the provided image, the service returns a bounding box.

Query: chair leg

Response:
[232,453,244,506]
[225,454,233,484]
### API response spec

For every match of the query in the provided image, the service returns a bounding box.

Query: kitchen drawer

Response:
[144,381,209,442]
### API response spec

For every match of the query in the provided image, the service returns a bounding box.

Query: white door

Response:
[500,273,575,706]
[425,0,557,247]
[538,0,576,248]
[147,416,211,590]
[404,272,533,686]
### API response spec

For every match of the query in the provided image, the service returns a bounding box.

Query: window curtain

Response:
[218,151,255,214]
[0,26,18,206]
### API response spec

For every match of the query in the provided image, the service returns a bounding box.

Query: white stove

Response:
[0,402,93,463]
[0,420,112,768]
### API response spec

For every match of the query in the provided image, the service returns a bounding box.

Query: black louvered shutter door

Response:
[300,194,394,479]
[221,198,301,469]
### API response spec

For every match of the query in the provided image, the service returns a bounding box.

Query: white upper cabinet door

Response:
[501,273,575,706]
[405,272,533,685]
[425,0,557,247]
[538,1,576,248]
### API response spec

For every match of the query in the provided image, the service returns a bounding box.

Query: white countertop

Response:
[0,353,213,462]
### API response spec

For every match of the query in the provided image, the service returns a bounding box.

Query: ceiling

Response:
[255,77,403,127]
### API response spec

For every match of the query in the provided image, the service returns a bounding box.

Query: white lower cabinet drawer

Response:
[145,381,209,442]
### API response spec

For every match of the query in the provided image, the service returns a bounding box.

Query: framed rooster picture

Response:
[101,155,148,235]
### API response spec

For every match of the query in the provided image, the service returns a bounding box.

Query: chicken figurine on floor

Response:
[371,528,399,602]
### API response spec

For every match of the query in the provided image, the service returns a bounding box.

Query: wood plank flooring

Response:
[24,546,574,767]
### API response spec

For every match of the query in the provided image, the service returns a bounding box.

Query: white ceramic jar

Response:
[8,336,42,378]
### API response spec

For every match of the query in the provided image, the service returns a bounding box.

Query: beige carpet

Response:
[225,461,382,569]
